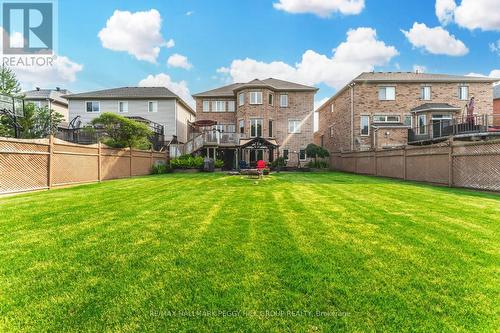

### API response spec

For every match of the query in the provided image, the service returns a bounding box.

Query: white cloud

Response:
[166,38,175,48]
[138,73,194,108]
[465,70,500,79]
[217,27,398,90]
[436,0,500,31]
[490,39,500,55]
[402,22,468,56]
[413,65,427,73]
[98,9,167,63]
[273,0,365,17]
[167,53,192,70]
[186,11,194,16]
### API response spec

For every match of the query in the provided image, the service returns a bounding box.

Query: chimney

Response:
[56,87,60,91]
[36,87,40,91]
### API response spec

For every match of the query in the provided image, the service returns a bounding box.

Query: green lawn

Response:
[0,172,499,332]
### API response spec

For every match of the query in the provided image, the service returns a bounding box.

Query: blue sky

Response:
[8,0,500,108]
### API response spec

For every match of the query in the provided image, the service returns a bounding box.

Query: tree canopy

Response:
[90,113,153,149]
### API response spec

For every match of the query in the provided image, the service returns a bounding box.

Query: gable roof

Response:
[354,72,499,83]
[193,78,317,97]
[63,87,195,114]
[24,88,70,105]
[494,85,500,99]
[410,103,461,113]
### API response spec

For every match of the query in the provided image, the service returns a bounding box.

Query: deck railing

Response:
[408,114,500,143]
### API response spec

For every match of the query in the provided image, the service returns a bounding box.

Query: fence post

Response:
[150,148,153,169]
[403,146,407,180]
[374,149,378,176]
[97,141,102,182]
[448,138,454,187]
[130,148,133,177]
[48,135,54,189]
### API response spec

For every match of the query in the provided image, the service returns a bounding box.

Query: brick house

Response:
[316,72,497,152]
[494,85,500,125]
[191,78,317,169]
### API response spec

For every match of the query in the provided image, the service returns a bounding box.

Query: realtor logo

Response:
[2,1,55,55]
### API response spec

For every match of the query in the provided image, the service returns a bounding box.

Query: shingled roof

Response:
[24,88,70,105]
[354,72,499,83]
[193,78,318,97]
[63,87,180,99]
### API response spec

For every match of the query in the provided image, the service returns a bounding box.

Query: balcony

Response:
[408,114,500,144]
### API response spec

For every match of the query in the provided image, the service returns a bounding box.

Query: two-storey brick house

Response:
[316,72,497,153]
[192,78,317,169]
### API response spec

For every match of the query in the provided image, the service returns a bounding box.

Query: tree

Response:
[90,113,153,149]
[18,104,64,138]
[0,65,22,97]
[305,143,330,162]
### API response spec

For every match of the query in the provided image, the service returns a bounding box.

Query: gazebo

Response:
[238,137,278,168]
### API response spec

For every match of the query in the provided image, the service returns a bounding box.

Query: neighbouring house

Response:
[63,87,195,146]
[316,72,498,152]
[191,78,317,169]
[494,85,500,126]
[24,87,71,121]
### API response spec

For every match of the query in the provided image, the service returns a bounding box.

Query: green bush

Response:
[170,155,204,169]
[271,157,287,168]
[307,160,329,169]
[151,163,170,174]
[214,159,224,168]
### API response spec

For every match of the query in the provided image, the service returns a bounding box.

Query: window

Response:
[288,120,300,133]
[378,86,395,100]
[148,101,158,113]
[418,114,427,134]
[203,100,210,112]
[421,86,431,100]
[227,101,235,112]
[299,149,307,161]
[86,101,100,112]
[360,115,370,136]
[280,94,288,107]
[283,149,289,160]
[31,101,42,108]
[239,119,244,134]
[226,124,236,133]
[269,93,274,105]
[250,118,263,137]
[239,93,245,106]
[459,85,468,100]
[330,126,334,138]
[404,115,412,127]
[330,103,334,112]
[372,115,400,123]
[250,92,263,105]
[212,100,226,112]
[119,101,128,113]
[269,120,273,137]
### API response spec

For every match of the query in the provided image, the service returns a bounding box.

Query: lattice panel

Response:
[0,140,48,153]
[453,142,500,191]
[0,153,48,193]
[52,153,98,186]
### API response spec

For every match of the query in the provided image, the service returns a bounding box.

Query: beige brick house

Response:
[316,72,497,152]
[191,78,317,169]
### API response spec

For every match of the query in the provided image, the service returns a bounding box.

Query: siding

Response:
[176,102,195,143]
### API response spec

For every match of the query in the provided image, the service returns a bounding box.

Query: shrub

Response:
[151,163,171,174]
[170,155,204,169]
[90,113,152,148]
[307,160,329,169]
[263,168,270,175]
[214,159,224,168]
[271,157,287,168]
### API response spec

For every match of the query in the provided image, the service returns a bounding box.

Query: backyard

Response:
[0,172,498,332]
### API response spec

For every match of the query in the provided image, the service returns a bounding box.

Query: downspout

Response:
[349,82,356,151]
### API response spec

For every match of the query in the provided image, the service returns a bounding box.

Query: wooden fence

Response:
[0,136,168,195]
[330,140,500,192]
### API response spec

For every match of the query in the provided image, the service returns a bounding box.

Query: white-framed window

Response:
[378,86,396,100]
[404,115,413,127]
[421,86,431,100]
[226,124,236,133]
[227,101,235,112]
[280,94,288,107]
[212,100,226,112]
[360,115,370,136]
[119,101,128,113]
[86,101,100,113]
[148,101,158,113]
[250,91,263,105]
[203,100,210,112]
[418,114,427,134]
[250,118,263,137]
[330,126,334,138]
[269,93,274,106]
[330,103,334,112]
[372,115,400,123]
[299,149,307,161]
[282,149,289,160]
[239,119,244,134]
[459,85,468,100]
[238,93,245,106]
[288,120,301,134]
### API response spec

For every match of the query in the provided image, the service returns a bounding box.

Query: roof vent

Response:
[36,87,40,91]
[56,87,60,91]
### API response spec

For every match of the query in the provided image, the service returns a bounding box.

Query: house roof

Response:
[63,87,195,114]
[494,85,500,99]
[411,103,461,113]
[24,88,70,105]
[354,72,499,83]
[193,78,318,97]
